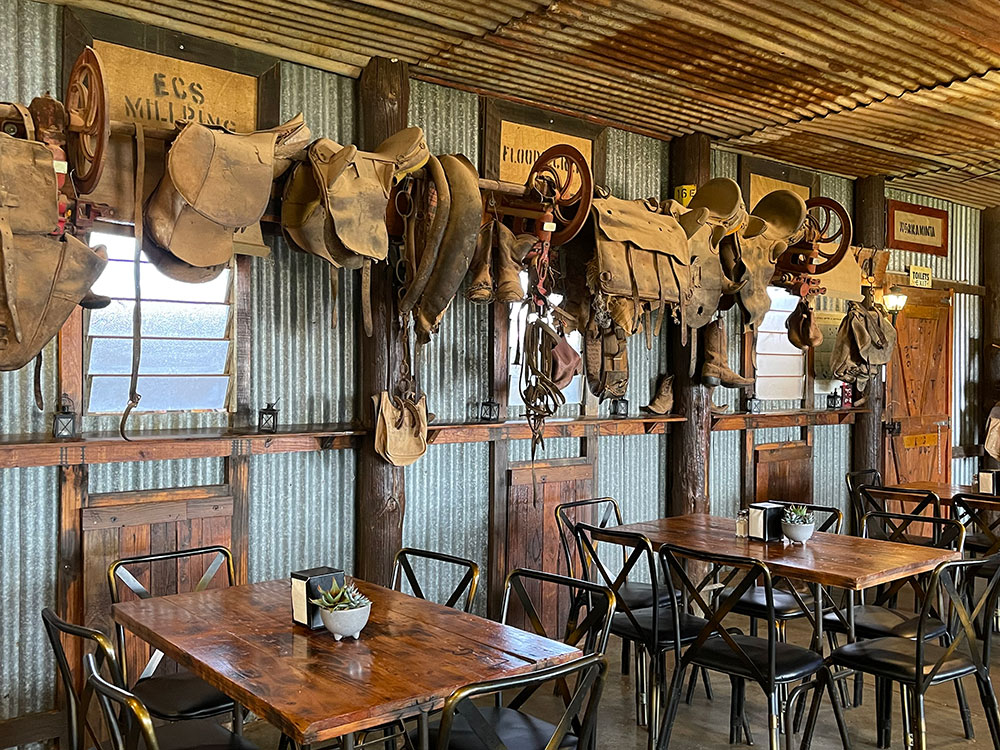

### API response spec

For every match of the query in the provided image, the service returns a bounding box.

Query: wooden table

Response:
[610,514,959,654]
[113,578,581,749]
[892,480,973,502]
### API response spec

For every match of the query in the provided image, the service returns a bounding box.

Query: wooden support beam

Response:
[354,58,408,586]
[852,176,886,475]
[667,133,712,517]
[982,206,1000,469]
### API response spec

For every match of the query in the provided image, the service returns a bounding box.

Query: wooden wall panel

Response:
[754,441,813,503]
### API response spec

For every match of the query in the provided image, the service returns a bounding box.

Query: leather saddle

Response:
[146,115,311,281]
[0,133,106,371]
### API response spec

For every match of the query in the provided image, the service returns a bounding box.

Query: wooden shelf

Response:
[427,415,686,444]
[711,408,865,432]
[0,424,363,469]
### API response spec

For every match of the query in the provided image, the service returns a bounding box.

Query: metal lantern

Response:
[258,401,279,433]
[883,285,909,322]
[52,394,77,439]
[479,399,501,423]
[827,391,843,410]
[748,398,763,414]
[610,398,629,419]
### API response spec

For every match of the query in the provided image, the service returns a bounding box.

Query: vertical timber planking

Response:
[354,58,409,586]
[982,207,1000,470]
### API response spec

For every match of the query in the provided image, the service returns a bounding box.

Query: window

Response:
[754,287,805,401]
[508,271,583,408]
[84,232,234,414]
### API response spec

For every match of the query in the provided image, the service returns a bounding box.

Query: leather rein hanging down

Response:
[120,124,144,440]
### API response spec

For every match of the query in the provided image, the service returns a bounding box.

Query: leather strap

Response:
[329,265,338,329]
[13,103,34,141]
[361,259,373,337]
[120,124,145,441]
[0,206,22,343]
[33,352,43,410]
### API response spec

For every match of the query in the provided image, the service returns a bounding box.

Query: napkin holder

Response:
[979,471,1000,496]
[291,566,345,629]
[748,502,784,542]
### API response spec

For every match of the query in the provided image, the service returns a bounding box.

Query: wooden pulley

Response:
[65,45,109,195]
[777,196,852,276]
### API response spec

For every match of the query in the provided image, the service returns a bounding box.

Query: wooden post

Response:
[852,176,886,474]
[667,133,712,516]
[982,207,1000,469]
[354,58,409,585]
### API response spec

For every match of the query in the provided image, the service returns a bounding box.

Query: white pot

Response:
[782,521,815,544]
[319,604,371,641]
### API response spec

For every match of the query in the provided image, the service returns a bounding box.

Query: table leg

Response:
[341,735,355,750]
[232,702,244,735]
[418,711,430,750]
[812,583,824,655]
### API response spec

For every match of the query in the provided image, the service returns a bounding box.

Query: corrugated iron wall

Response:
[0,0,62,741]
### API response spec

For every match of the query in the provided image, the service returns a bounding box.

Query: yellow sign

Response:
[909,265,933,288]
[498,121,592,191]
[93,40,257,132]
[674,184,697,206]
[903,433,939,449]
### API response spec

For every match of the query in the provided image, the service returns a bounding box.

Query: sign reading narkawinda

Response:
[888,199,948,257]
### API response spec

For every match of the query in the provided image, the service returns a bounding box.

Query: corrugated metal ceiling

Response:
[47,0,1000,205]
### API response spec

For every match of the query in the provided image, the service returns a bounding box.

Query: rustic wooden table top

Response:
[611,514,959,591]
[891,481,974,501]
[112,578,581,744]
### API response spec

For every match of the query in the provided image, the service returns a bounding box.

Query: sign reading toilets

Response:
[94,40,257,132]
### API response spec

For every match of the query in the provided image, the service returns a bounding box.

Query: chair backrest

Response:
[501,568,616,657]
[770,502,843,534]
[434,653,608,750]
[82,652,161,750]
[554,497,625,580]
[861,511,965,609]
[952,493,1000,556]
[575,523,662,653]
[108,545,234,684]
[391,547,480,613]
[660,544,779,689]
[858,485,940,523]
[846,469,882,534]
[41,608,124,750]
[912,555,1000,691]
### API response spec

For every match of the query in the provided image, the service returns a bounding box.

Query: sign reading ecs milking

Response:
[888,199,949,257]
[93,40,258,132]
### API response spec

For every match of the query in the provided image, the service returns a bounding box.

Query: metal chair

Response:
[42,607,125,750]
[824,511,972,744]
[391,547,480,613]
[952,492,1000,557]
[821,554,1000,750]
[81,652,259,750]
[107,545,240,727]
[575,523,703,750]
[430,653,608,750]
[857,486,941,535]
[847,469,883,535]
[657,544,850,750]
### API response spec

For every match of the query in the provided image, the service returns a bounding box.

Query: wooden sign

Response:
[93,40,257,131]
[498,121,592,190]
[888,200,948,257]
[909,264,933,288]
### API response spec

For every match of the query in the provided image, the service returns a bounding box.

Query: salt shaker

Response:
[735,509,749,538]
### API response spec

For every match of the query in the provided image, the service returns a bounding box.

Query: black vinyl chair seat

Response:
[133,668,234,721]
[154,719,259,750]
[691,634,824,684]
[964,532,996,554]
[830,637,976,686]
[419,707,578,750]
[822,604,948,641]
[617,580,677,610]
[610,607,707,645]
[729,585,812,621]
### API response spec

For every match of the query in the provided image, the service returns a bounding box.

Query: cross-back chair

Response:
[431,653,608,750]
[657,544,850,750]
[857,486,941,537]
[391,547,480,613]
[821,554,1000,750]
[107,545,239,727]
[81,653,258,750]
[824,511,972,745]
[42,607,125,750]
[953,492,1000,557]
[847,469,883,535]
[575,523,704,750]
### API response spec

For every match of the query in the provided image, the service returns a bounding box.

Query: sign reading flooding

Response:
[94,40,257,132]
[498,121,592,192]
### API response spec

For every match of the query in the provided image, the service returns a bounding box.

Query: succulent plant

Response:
[782,505,815,525]
[311,581,372,612]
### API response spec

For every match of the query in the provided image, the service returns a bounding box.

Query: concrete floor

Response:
[244,621,1000,749]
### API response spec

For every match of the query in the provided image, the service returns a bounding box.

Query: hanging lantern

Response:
[258,401,279,433]
[883,286,908,322]
[610,398,629,419]
[479,399,501,423]
[52,394,77,439]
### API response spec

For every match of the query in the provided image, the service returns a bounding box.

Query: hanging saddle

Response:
[145,115,311,281]
[0,133,107,371]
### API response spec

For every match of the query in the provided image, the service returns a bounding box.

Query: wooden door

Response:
[884,287,953,485]
[755,439,813,503]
